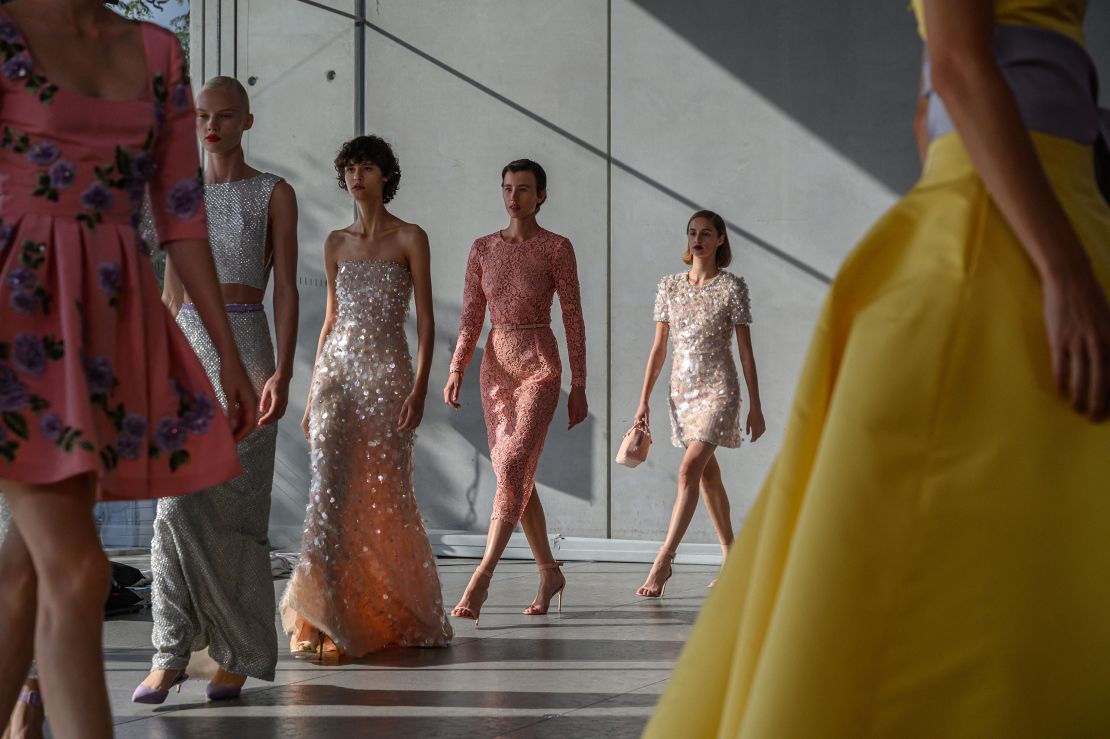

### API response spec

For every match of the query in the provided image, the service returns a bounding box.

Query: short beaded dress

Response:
[0,13,240,499]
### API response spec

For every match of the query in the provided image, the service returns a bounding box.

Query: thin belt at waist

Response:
[492,322,551,332]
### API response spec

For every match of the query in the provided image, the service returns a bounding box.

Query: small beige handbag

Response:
[615,420,652,468]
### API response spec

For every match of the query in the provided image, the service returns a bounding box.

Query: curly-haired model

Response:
[334,135,401,203]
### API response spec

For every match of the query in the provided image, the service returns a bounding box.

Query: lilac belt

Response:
[180,302,264,314]
[922,24,1110,202]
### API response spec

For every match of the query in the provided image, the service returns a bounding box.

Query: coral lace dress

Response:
[0,13,240,499]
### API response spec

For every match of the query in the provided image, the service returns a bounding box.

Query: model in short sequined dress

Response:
[138,77,300,701]
[280,136,451,657]
[632,210,764,600]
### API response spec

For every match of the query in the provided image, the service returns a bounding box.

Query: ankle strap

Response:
[474,566,494,578]
[537,561,563,570]
[18,690,42,707]
[660,548,677,559]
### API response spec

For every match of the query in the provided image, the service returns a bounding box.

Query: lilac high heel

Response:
[205,682,244,701]
[131,671,188,705]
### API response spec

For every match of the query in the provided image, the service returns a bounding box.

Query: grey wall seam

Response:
[606,0,613,540]
[216,0,221,74]
[356,0,365,136]
[233,0,239,79]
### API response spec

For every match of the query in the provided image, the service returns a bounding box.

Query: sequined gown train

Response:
[280,260,451,656]
[149,174,282,681]
[449,229,587,523]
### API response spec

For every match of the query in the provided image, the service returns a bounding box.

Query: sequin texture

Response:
[654,270,752,448]
[150,306,279,679]
[280,260,451,655]
[147,175,284,681]
[203,173,281,290]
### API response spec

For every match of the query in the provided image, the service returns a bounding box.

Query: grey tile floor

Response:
[94,557,714,739]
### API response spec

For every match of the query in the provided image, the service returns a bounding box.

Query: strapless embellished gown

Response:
[280,260,451,656]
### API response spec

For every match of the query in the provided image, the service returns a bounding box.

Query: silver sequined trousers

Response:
[279,260,451,656]
[150,308,278,680]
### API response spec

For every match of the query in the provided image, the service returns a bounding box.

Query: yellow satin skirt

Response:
[645,132,1110,738]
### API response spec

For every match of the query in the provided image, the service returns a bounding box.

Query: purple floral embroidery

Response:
[79,181,114,212]
[40,412,62,442]
[0,222,13,251]
[132,150,156,184]
[122,412,148,440]
[171,83,190,113]
[12,333,46,378]
[82,355,114,395]
[5,267,35,290]
[0,365,28,411]
[0,18,19,44]
[97,262,122,296]
[116,433,143,460]
[181,393,215,435]
[48,160,75,190]
[2,55,30,82]
[26,141,59,166]
[9,289,40,314]
[153,416,186,452]
[165,177,203,219]
[136,236,153,257]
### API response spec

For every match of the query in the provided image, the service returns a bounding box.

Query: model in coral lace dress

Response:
[445,159,588,623]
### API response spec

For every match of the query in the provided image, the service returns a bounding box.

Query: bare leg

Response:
[1,476,112,739]
[637,441,717,596]
[0,526,37,729]
[450,518,515,621]
[699,455,733,587]
[519,488,565,614]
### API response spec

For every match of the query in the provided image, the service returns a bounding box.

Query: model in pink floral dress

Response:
[450,228,586,523]
[0,12,241,499]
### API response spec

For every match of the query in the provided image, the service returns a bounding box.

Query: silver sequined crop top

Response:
[204,172,282,290]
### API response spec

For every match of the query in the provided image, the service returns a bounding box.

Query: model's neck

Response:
[204,148,254,185]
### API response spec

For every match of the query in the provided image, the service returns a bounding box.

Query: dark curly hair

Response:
[501,159,547,212]
[334,135,401,203]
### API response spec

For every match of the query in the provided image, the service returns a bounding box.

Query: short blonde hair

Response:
[200,75,251,117]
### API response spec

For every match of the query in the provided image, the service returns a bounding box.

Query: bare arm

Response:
[258,181,299,426]
[300,233,341,437]
[924,0,1110,420]
[397,226,434,432]
[634,321,669,427]
[913,50,930,165]
[735,324,766,442]
[161,253,186,317]
[164,239,257,440]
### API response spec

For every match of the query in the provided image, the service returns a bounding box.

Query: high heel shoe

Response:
[205,683,243,702]
[131,670,188,705]
[2,687,44,739]
[450,566,493,625]
[636,548,676,598]
[523,561,566,615]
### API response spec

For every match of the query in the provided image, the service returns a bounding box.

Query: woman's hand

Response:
[300,393,312,440]
[746,404,766,443]
[257,374,290,427]
[397,391,426,432]
[1043,269,1110,422]
[219,360,259,443]
[634,401,650,427]
[444,371,463,410]
[568,386,588,430]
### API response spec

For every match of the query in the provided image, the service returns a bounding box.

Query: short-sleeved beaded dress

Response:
[0,12,241,499]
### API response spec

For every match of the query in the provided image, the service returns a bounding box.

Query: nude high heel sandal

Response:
[523,561,566,615]
[636,548,676,598]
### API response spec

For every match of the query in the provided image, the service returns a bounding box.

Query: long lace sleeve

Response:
[449,241,486,374]
[553,237,587,388]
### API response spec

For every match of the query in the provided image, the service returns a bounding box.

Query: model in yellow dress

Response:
[645,0,1110,736]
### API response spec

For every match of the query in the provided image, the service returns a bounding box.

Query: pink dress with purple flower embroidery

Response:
[0,13,241,500]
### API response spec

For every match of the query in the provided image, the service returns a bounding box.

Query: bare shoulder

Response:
[395,221,429,247]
